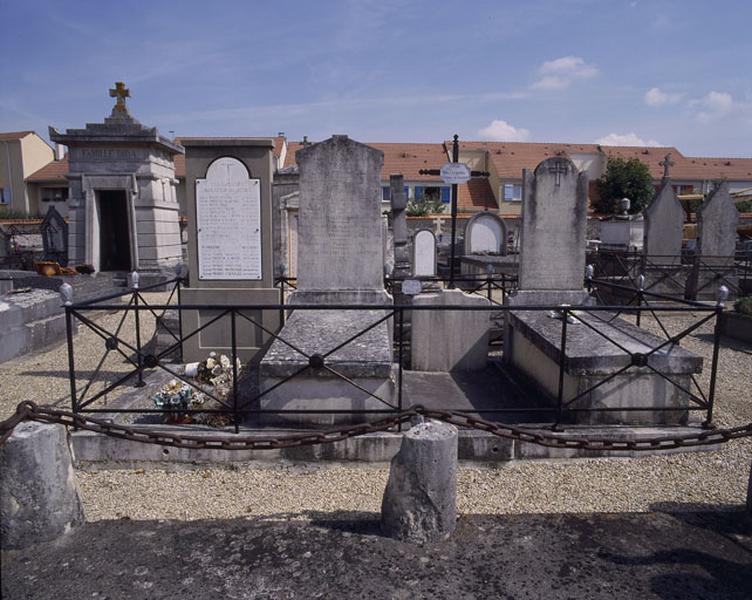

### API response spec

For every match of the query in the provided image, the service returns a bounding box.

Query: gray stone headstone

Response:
[643,183,685,264]
[412,289,490,371]
[40,206,68,260]
[413,229,437,277]
[519,157,588,290]
[381,419,458,543]
[464,212,506,255]
[697,182,738,265]
[294,135,385,302]
[1,421,85,549]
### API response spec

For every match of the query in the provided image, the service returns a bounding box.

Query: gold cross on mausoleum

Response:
[109,82,130,112]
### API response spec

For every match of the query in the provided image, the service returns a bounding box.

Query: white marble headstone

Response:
[467,214,503,254]
[196,156,262,280]
[413,229,437,277]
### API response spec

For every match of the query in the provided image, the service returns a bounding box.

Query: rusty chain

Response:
[1,401,751,452]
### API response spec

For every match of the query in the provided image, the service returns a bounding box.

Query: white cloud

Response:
[644,87,682,106]
[595,132,662,147]
[689,91,745,123]
[531,56,598,91]
[478,119,530,141]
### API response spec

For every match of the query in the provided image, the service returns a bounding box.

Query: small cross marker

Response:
[659,152,674,180]
[109,81,130,112]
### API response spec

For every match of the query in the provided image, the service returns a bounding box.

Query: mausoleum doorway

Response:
[97,189,132,271]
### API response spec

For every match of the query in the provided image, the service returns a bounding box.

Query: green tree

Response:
[595,157,655,215]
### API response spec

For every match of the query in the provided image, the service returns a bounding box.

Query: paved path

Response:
[3,510,750,599]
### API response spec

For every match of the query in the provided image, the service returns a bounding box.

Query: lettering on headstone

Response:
[196,157,262,280]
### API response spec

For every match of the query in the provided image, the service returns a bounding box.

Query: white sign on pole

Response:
[440,162,471,185]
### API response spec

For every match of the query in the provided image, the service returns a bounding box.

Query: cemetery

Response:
[2,88,751,596]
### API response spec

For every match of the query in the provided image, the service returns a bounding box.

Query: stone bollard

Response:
[381,419,458,543]
[1,422,84,549]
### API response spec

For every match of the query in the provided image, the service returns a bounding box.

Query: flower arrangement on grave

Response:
[152,352,241,426]
[152,379,200,424]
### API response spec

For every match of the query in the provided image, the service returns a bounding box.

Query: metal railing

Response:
[59,271,728,433]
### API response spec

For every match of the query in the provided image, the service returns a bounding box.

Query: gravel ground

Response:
[1,301,750,520]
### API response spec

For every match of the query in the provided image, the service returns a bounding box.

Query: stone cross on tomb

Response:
[548,160,568,186]
[109,81,130,112]
[660,152,674,180]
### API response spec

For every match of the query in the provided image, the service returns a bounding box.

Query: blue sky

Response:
[1,0,750,156]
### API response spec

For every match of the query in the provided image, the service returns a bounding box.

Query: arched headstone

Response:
[413,229,437,277]
[697,182,738,265]
[643,183,684,264]
[40,206,68,262]
[464,212,506,255]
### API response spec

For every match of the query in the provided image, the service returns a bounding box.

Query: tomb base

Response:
[505,310,703,426]
[259,307,396,426]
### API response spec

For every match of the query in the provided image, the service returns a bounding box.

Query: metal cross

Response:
[548,160,568,186]
[659,152,674,179]
[109,82,130,112]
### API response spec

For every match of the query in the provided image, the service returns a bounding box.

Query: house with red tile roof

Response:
[11,132,752,219]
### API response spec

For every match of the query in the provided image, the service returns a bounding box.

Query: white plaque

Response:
[440,162,471,184]
[402,279,422,296]
[196,157,262,280]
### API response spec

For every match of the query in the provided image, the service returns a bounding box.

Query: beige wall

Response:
[0,133,54,215]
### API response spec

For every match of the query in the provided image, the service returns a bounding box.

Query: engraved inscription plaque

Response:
[196,156,262,280]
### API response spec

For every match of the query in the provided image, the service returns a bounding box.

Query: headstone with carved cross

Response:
[516,157,589,296]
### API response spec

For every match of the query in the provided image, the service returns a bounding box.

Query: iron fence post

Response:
[176,278,184,360]
[133,289,144,387]
[487,276,492,301]
[397,307,405,431]
[637,273,645,328]
[65,307,77,414]
[231,309,240,434]
[705,287,728,428]
[554,308,569,430]
[279,278,286,326]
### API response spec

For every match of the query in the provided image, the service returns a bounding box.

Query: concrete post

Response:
[1,422,84,549]
[381,419,458,543]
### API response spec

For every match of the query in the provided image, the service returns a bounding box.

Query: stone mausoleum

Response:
[49,83,183,281]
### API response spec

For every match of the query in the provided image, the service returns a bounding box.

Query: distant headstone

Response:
[40,206,68,262]
[518,157,588,291]
[413,229,437,277]
[696,182,738,265]
[464,212,506,255]
[391,174,410,279]
[643,183,684,264]
[402,279,422,296]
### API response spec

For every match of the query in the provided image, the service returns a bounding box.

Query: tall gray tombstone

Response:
[291,135,388,304]
[696,182,738,265]
[643,183,685,265]
[685,181,739,299]
[259,136,393,425]
[516,157,588,301]
[180,139,280,362]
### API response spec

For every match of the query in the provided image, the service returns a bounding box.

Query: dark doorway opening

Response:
[98,190,132,271]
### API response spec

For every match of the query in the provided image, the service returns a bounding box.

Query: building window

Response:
[502,183,522,202]
[41,187,69,203]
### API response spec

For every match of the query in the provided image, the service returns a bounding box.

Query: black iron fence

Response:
[588,247,752,299]
[59,271,728,433]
